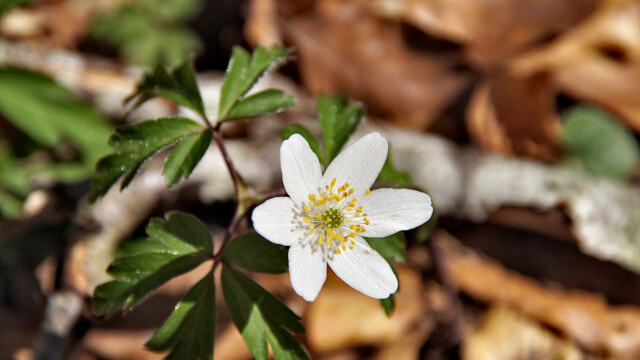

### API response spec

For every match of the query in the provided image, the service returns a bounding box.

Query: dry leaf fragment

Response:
[463,306,583,360]
[282,2,469,129]
[511,0,640,131]
[358,0,597,67]
[306,265,428,352]
[437,231,640,358]
[466,72,562,161]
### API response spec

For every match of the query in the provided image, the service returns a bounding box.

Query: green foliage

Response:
[317,95,364,164]
[226,90,296,120]
[146,271,216,360]
[221,266,309,360]
[0,68,111,162]
[0,68,112,217]
[281,124,324,165]
[377,154,412,187]
[92,212,212,316]
[0,0,31,16]
[163,128,213,186]
[365,232,407,266]
[222,233,288,274]
[380,295,395,317]
[126,60,206,119]
[218,46,292,121]
[89,0,201,67]
[89,116,208,201]
[562,106,640,181]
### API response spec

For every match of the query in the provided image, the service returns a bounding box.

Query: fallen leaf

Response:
[281,1,470,129]
[511,0,640,131]
[463,306,583,360]
[466,72,562,161]
[245,0,283,47]
[83,329,165,360]
[436,231,640,358]
[306,264,429,352]
[358,0,597,67]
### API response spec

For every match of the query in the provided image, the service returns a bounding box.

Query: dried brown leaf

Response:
[281,2,470,129]
[511,0,640,131]
[466,72,562,161]
[437,231,640,358]
[359,0,597,67]
[306,265,429,352]
[463,306,583,360]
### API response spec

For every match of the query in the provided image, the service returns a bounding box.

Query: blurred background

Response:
[2,0,640,359]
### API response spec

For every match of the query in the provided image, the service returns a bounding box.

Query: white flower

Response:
[251,133,433,301]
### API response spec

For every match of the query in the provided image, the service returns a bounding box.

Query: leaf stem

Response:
[213,124,245,196]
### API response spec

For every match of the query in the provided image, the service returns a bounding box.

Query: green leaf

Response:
[0,68,111,165]
[222,233,288,274]
[126,60,206,118]
[0,187,23,219]
[317,96,364,163]
[89,0,202,67]
[93,254,204,316]
[221,266,309,360]
[92,212,213,317]
[146,212,214,256]
[218,46,290,120]
[115,238,170,258]
[364,232,406,265]
[562,105,640,181]
[0,0,32,15]
[281,124,324,166]
[163,128,213,187]
[377,153,412,187]
[0,0,31,15]
[146,271,215,360]
[380,295,395,317]
[89,116,204,201]
[226,89,296,120]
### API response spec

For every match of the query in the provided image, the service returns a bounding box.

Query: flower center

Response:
[322,208,344,228]
[300,178,371,254]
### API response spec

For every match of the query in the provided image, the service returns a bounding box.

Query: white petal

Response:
[251,197,300,246]
[359,188,433,238]
[323,133,387,198]
[328,237,398,298]
[281,134,323,205]
[289,244,327,301]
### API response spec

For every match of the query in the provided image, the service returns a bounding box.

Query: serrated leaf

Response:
[126,60,206,117]
[221,266,309,360]
[364,232,406,265]
[281,124,325,166]
[163,128,212,187]
[222,233,288,274]
[377,153,412,187]
[317,96,364,163]
[89,116,204,201]
[218,46,290,120]
[93,254,204,316]
[226,89,296,120]
[146,271,215,360]
[115,238,170,258]
[380,294,395,317]
[107,251,183,280]
[562,106,640,181]
[146,212,213,256]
